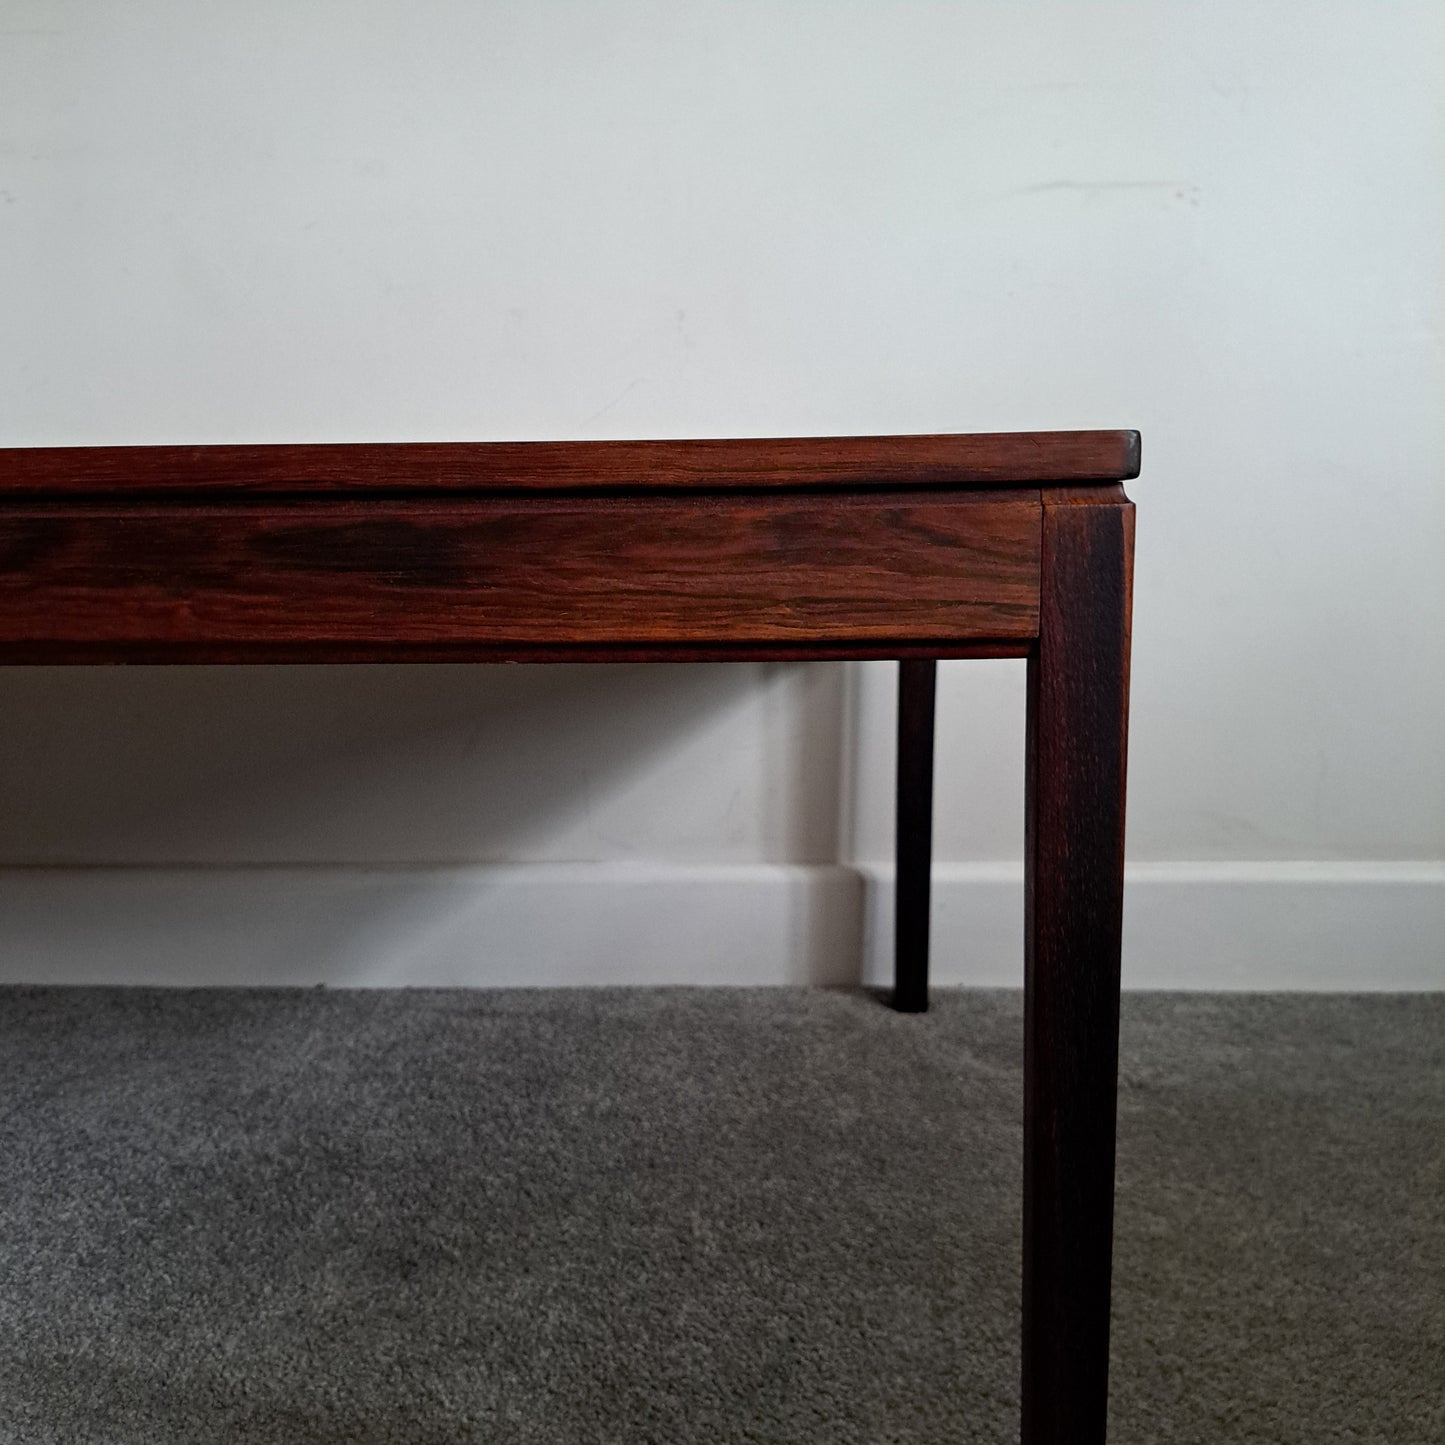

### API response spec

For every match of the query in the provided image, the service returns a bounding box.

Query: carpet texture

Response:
[0,987,1439,1444]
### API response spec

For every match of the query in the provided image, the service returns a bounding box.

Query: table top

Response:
[0,431,1139,497]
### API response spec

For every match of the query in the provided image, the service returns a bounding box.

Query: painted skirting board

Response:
[0,862,1439,991]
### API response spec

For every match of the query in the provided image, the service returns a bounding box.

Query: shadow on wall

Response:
[0,663,864,985]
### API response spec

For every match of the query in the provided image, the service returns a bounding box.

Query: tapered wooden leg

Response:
[894,658,936,1013]
[1022,494,1133,1445]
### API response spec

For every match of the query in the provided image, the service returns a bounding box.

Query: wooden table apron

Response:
[0,432,1137,1445]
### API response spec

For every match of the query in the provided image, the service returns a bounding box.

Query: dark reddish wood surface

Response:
[0,431,1139,497]
[0,638,1037,666]
[1022,485,1134,1445]
[0,492,1040,658]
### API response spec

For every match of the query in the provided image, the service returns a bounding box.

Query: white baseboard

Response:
[867,861,1445,991]
[0,861,1439,990]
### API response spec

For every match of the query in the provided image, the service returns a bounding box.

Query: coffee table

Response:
[0,430,1137,1444]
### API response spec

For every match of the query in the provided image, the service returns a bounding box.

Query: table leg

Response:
[1022,496,1133,1445]
[894,658,937,1013]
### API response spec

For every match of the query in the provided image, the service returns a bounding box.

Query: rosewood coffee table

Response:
[0,430,1137,1444]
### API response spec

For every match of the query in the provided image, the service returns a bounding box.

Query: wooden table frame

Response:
[0,430,1137,1445]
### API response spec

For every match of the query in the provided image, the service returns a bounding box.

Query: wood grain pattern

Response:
[1022,488,1134,1445]
[0,432,1140,498]
[0,492,1041,658]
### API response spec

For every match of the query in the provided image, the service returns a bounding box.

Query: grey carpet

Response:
[0,988,1439,1445]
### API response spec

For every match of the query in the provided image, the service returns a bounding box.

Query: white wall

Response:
[2,1,1441,988]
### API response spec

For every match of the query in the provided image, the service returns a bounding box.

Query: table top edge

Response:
[0,430,1141,494]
